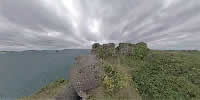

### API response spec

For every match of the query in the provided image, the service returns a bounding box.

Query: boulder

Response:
[102,43,115,49]
[116,43,135,56]
[55,83,80,100]
[69,55,103,99]
[56,55,103,100]
[92,43,101,49]
[91,43,102,54]
[102,43,115,56]
[91,42,149,58]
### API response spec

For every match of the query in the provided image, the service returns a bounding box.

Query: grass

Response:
[18,79,68,100]
[18,47,200,100]
[96,49,200,100]
[130,50,200,100]
[102,63,132,96]
[88,57,142,100]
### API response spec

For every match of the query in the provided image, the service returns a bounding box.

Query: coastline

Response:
[18,43,200,100]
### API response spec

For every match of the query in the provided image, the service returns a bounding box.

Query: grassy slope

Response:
[87,56,142,100]
[89,50,200,100]
[130,50,200,100]
[18,79,68,100]
[18,50,200,100]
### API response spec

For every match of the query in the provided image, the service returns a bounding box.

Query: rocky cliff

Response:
[56,55,103,100]
[91,42,150,60]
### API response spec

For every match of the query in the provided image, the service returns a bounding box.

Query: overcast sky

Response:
[0,0,199,51]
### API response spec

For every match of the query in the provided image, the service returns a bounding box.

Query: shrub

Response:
[132,52,200,100]
[132,42,150,60]
[102,64,132,96]
[96,48,106,59]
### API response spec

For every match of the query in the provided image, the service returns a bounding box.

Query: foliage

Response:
[102,63,132,96]
[95,48,114,59]
[93,43,200,99]
[19,46,200,100]
[36,78,68,94]
[131,51,200,100]
[18,78,68,100]
[96,47,106,59]
[132,42,150,60]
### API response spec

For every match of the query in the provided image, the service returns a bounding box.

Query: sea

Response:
[0,49,90,99]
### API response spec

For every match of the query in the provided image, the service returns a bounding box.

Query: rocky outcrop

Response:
[56,55,103,100]
[91,43,116,58]
[116,43,136,56]
[102,43,116,56]
[91,42,149,58]
[56,42,149,100]
[91,43,102,54]
[55,83,81,100]
[70,55,103,99]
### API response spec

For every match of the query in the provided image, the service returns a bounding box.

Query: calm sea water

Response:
[0,49,90,99]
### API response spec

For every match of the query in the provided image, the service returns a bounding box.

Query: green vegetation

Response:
[123,50,200,100]
[36,79,67,94]
[18,79,68,100]
[19,43,200,100]
[132,42,150,60]
[96,47,107,58]
[88,57,141,100]
[97,44,200,100]
[102,63,132,96]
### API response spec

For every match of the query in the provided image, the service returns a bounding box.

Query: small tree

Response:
[132,42,150,60]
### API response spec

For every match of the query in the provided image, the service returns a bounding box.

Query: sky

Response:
[0,0,200,51]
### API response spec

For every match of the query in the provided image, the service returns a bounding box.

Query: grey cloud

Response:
[0,0,71,31]
[0,0,200,51]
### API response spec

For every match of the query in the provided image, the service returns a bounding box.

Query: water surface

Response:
[0,49,89,99]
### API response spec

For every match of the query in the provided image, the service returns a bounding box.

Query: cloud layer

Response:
[0,0,200,50]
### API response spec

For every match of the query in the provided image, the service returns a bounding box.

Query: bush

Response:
[132,42,150,60]
[96,48,106,59]
[132,53,200,100]
[103,64,132,96]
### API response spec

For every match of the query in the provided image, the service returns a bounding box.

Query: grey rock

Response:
[91,43,102,55]
[56,55,103,100]
[102,43,116,56]
[69,55,103,99]
[116,43,135,56]
[102,43,115,49]
[55,83,80,100]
